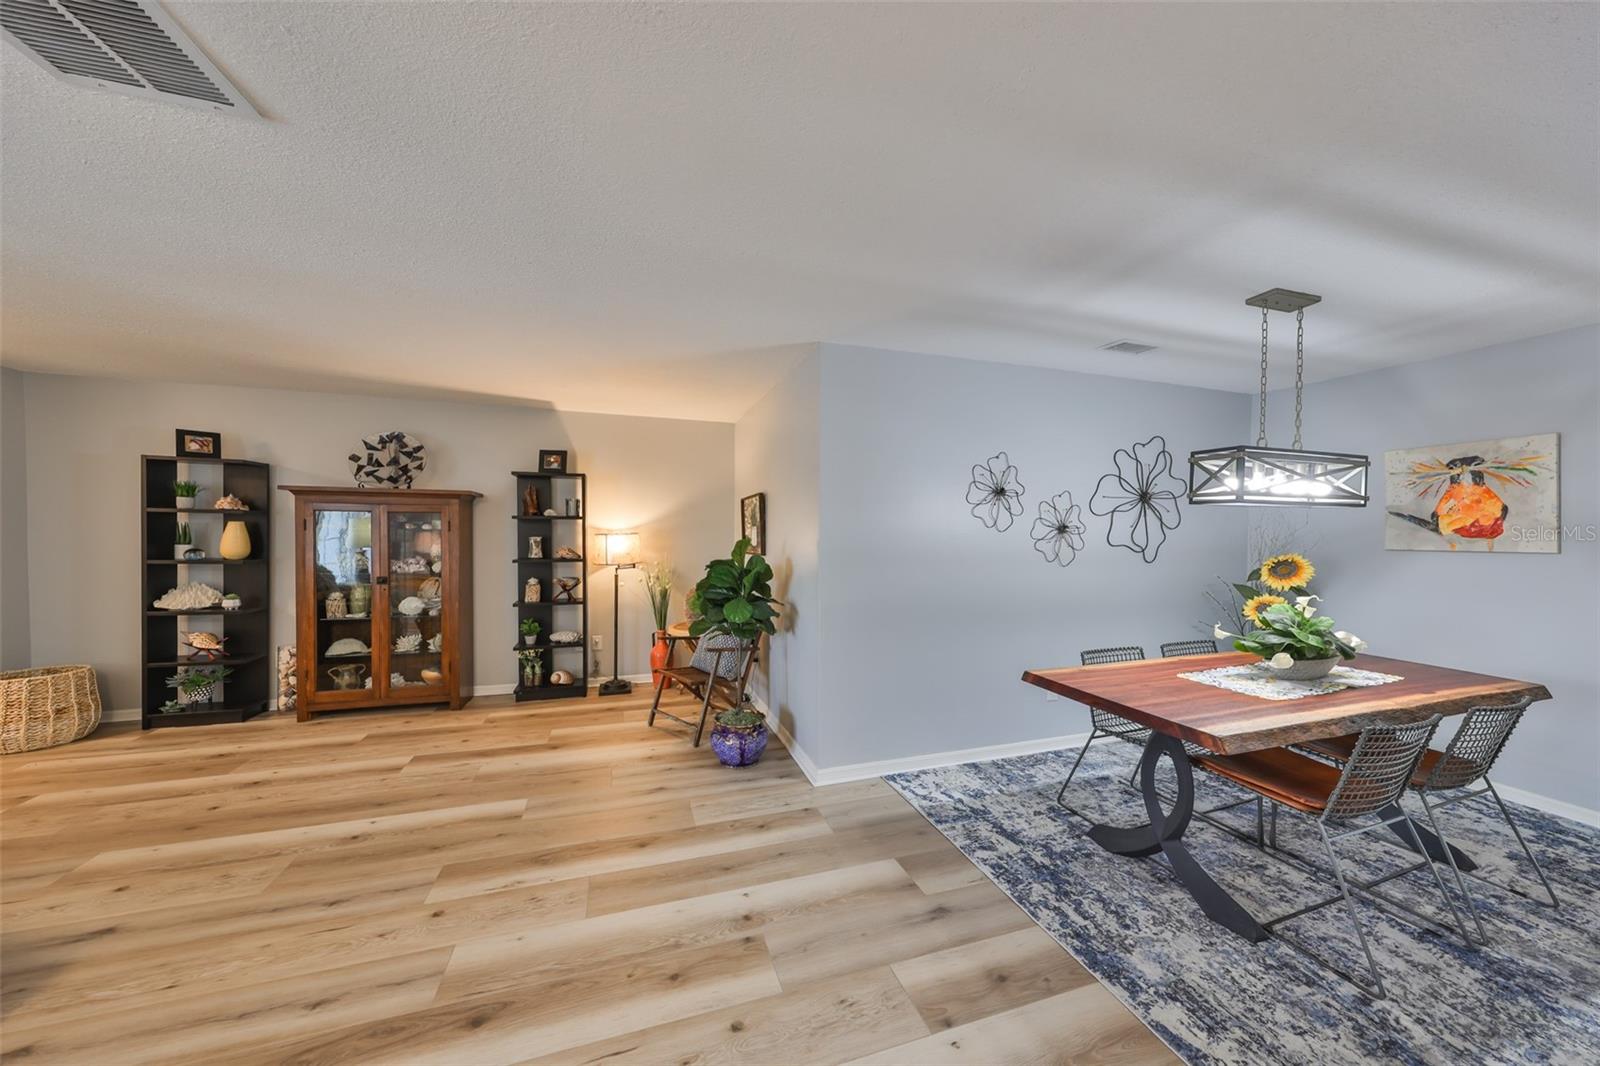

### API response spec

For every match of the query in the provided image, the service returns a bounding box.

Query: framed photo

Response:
[740,492,766,554]
[176,429,220,458]
[538,449,568,473]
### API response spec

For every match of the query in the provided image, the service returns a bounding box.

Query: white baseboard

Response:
[745,693,1088,788]
[746,696,1600,826]
[1492,782,1600,829]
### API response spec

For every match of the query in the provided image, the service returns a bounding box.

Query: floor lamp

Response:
[597,531,639,696]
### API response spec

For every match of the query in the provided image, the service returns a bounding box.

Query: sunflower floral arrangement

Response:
[1213,554,1367,680]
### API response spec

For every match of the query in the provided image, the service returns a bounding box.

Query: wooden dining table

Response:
[1022,652,1551,942]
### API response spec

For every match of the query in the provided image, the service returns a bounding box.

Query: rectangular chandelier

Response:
[1188,445,1370,506]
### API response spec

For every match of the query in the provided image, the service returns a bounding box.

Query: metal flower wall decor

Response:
[967,451,1026,532]
[1090,435,1185,563]
[1031,490,1086,567]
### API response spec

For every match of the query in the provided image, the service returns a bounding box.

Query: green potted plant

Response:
[172,480,202,510]
[517,647,545,689]
[173,521,193,560]
[1213,554,1365,680]
[519,618,541,647]
[688,537,780,766]
[165,663,233,706]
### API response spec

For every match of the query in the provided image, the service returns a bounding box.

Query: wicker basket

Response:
[1,665,102,755]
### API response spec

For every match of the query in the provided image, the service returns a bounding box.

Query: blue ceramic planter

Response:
[710,720,768,767]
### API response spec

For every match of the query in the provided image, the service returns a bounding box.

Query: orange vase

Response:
[650,631,671,689]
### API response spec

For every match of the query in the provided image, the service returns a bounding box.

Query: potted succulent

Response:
[517,647,545,689]
[172,480,202,510]
[220,592,242,612]
[174,521,193,560]
[1213,554,1366,680]
[519,618,541,647]
[165,664,233,706]
[688,537,780,766]
[642,560,674,689]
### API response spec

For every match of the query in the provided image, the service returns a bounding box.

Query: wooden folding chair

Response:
[647,634,758,746]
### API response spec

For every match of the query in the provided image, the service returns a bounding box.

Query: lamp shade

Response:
[599,531,640,567]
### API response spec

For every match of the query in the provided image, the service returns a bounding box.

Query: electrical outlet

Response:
[592,635,603,650]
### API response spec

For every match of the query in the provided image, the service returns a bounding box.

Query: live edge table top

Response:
[1021,652,1551,756]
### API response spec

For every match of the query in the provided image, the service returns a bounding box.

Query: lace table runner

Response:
[1177,663,1405,702]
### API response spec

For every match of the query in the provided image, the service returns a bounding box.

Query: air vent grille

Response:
[1099,340,1158,355]
[1,0,256,115]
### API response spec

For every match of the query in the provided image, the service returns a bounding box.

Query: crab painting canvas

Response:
[1384,433,1559,553]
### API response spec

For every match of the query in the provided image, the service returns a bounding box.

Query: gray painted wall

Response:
[1,368,30,669]
[1254,326,1599,811]
[734,350,822,755]
[14,371,734,710]
[812,343,1250,769]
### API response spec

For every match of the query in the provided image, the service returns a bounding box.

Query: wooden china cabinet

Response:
[281,486,480,720]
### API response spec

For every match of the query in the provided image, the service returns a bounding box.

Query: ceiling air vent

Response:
[1099,340,1157,355]
[1,0,257,116]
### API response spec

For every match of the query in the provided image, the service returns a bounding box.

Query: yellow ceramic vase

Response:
[219,520,252,561]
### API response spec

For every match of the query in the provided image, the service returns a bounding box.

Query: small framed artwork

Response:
[741,492,766,554]
[176,428,221,458]
[538,449,568,473]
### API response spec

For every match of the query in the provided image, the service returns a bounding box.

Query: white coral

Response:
[153,583,223,611]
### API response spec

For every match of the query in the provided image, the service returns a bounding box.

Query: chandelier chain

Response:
[1293,308,1305,449]
[1256,307,1269,447]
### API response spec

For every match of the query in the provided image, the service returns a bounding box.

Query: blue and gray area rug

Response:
[886,744,1600,1065]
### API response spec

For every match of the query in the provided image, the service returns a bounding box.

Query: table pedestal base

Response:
[1089,733,1270,943]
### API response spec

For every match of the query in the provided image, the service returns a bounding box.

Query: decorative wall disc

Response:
[349,432,427,488]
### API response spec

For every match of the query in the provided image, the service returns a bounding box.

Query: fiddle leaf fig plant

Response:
[687,537,780,643]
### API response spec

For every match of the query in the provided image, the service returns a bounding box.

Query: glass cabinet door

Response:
[386,510,447,694]
[313,508,376,696]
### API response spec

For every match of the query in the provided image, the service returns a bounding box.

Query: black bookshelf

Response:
[512,469,588,700]
[140,455,272,729]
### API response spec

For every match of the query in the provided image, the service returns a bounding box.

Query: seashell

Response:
[419,667,443,684]
[554,546,582,560]
[549,630,581,645]
[183,632,227,660]
[213,494,249,511]
[326,637,371,656]
[153,583,223,611]
[549,670,574,685]
[392,633,421,653]
[427,633,443,652]
[397,596,425,616]
[418,577,442,601]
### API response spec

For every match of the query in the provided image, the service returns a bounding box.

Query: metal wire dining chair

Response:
[1160,638,1218,658]
[1301,696,1557,944]
[1055,646,1149,804]
[1193,717,1468,998]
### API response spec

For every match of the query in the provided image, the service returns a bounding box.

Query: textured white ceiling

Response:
[2,1,1595,421]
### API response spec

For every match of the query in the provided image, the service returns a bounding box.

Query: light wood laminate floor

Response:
[0,690,1176,1065]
